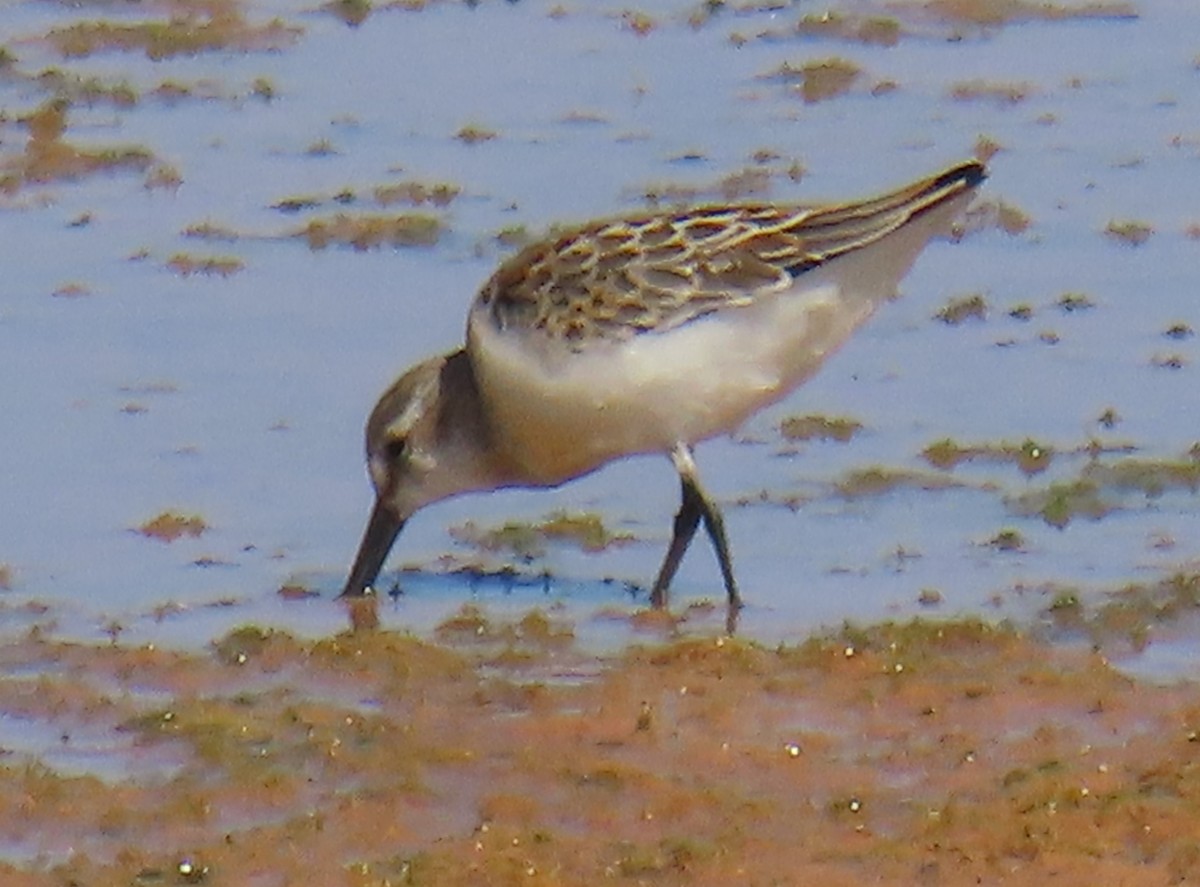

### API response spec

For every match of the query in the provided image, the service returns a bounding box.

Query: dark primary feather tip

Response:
[940,159,988,190]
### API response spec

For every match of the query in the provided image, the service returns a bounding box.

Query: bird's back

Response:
[466,160,986,486]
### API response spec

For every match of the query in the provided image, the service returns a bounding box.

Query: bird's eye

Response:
[383,437,407,462]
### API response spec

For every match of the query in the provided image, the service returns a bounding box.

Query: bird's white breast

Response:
[469,277,863,484]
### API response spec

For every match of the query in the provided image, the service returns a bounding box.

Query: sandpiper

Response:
[342,159,986,609]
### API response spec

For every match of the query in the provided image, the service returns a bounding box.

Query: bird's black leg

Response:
[650,472,702,608]
[650,445,741,611]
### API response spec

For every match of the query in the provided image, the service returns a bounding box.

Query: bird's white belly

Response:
[468,270,883,486]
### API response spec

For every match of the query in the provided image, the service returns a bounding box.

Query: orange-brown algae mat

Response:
[2,612,1200,886]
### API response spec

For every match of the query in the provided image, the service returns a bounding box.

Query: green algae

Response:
[779,414,863,443]
[450,511,635,560]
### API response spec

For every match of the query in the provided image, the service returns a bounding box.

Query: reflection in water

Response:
[342,592,380,633]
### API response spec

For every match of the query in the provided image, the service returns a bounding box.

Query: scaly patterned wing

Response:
[476,160,985,347]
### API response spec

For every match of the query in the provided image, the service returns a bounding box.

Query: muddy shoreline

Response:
[3,609,1198,884]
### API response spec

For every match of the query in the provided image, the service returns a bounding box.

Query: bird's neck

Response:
[435,349,525,489]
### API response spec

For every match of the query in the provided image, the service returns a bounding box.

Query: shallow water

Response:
[2,0,1199,666]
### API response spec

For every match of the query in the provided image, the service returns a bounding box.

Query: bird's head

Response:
[341,350,496,597]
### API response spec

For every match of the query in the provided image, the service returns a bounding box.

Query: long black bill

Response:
[340,497,405,597]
